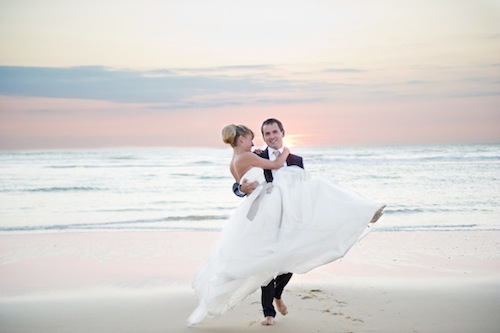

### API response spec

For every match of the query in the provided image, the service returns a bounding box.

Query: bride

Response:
[188,124,384,326]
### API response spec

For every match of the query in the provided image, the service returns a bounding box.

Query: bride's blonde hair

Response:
[222,124,254,147]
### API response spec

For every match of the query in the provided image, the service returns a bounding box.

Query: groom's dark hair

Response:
[261,118,284,134]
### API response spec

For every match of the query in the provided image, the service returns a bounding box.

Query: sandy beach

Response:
[1,230,499,333]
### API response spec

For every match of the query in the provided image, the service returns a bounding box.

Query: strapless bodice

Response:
[240,167,266,185]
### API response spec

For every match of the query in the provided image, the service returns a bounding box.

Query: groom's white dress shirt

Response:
[268,147,285,177]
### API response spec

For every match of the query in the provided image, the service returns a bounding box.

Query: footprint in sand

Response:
[335,299,348,306]
[248,320,257,326]
[301,289,327,300]
[346,316,364,323]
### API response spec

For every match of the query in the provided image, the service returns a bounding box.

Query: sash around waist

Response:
[246,182,274,221]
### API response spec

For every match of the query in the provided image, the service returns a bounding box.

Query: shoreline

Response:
[1,230,499,332]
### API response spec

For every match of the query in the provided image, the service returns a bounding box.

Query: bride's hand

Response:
[282,147,290,157]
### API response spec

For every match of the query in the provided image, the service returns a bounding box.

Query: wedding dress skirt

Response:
[188,166,384,325]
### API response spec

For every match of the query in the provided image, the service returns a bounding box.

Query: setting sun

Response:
[282,134,306,148]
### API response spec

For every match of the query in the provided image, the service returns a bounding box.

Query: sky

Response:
[0,0,499,150]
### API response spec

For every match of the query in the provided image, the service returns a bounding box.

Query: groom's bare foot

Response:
[275,298,288,316]
[261,316,274,326]
[370,205,386,224]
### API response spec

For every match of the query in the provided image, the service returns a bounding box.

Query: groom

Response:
[232,118,304,326]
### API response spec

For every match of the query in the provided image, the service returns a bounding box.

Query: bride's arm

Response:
[233,149,289,195]
[268,147,289,168]
[238,148,290,171]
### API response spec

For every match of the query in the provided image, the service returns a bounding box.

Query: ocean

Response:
[1,144,499,233]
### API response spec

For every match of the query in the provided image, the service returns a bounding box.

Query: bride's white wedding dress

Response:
[188,166,384,325]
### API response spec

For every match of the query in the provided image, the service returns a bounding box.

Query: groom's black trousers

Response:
[261,272,293,317]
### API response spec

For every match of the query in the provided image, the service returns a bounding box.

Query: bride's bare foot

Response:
[275,298,288,316]
[261,316,274,326]
[370,205,386,224]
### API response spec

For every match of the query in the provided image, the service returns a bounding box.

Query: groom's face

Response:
[262,123,284,150]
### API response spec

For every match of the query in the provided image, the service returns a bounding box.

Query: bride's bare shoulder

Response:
[234,152,257,163]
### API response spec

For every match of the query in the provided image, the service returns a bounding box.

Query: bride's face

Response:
[240,134,254,151]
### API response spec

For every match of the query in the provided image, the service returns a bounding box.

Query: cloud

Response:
[1,62,498,110]
[0,66,267,103]
[173,64,276,74]
[322,68,367,73]
[0,66,329,108]
[405,80,430,85]
[149,96,325,110]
